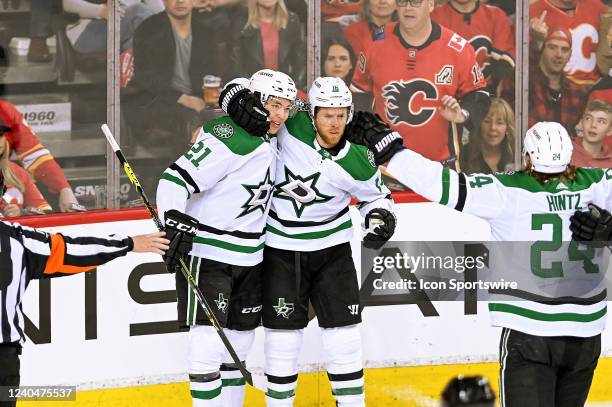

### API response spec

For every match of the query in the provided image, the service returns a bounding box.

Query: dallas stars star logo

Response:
[238,169,274,218]
[215,293,228,313]
[274,167,332,217]
[273,298,294,319]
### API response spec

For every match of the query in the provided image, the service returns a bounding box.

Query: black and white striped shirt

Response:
[0,221,133,345]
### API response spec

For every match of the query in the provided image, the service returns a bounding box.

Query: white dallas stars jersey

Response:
[157,117,276,266]
[267,110,393,251]
[387,148,612,337]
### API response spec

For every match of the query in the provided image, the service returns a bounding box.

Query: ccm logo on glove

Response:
[165,218,197,234]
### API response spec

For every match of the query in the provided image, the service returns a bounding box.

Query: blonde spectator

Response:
[230,0,306,87]
[0,100,80,212]
[0,133,51,218]
[460,97,515,174]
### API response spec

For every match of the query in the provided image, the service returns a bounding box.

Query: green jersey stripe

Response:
[331,386,365,396]
[191,387,222,400]
[493,168,605,193]
[203,116,265,156]
[160,173,191,199]
[222,378,246,387]
[284,111,316,147]
[193,237,265,253]
[489,303,607,322]
[187,257,198,325]
[269,207,349,227]
[266,219,353,239]
[334,143,377,181]
[266,389,296,399]
[439,168,450,205]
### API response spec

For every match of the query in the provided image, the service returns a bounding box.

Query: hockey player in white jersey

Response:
[221,77,396,406]
[156,69,297,407]
[350,116,611,407]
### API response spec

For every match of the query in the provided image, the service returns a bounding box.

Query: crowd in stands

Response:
[2,0,612,216]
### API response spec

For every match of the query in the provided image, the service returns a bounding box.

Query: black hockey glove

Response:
[482,60,513,85]
[363,208,396,249]
[570,204,612,247]
[219,83,270,137]
[162,209,199,272]
[344,111,403,165]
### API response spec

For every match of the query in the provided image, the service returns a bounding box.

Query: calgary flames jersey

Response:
[431,2,515,73]
[344,20,387,60]
[321,0,362,21]
[530,0,607,85]
[351,22,486,165]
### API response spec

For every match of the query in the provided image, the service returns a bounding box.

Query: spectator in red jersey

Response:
[230,0,306,88]
[322,36,356,86]
[322,0,363,26]
[0,133,51,218]
[528,27,588,133]
[571,100,612,168]
[0,100,80,213]
[344,0,396,58]
[529,0,609,86]
[460,97,515,174]
[351,0,490,171]
[589,12,612,105]
[431,0,515,94]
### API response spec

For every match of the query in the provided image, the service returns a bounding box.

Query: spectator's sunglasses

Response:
[397,0,426,7]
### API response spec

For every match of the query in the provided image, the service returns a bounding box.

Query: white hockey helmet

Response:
[248,69,297,105]
[522,121,573,174]
[308,77,354,123]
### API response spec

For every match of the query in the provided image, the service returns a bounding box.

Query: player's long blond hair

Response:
[0,137,24,193]
[521,155,577,184]
[245,0,289,30]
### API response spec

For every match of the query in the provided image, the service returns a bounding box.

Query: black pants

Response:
[499,328,600,407]
[262,243,361,329]
[176,257,263,330]
[0,345,20,407]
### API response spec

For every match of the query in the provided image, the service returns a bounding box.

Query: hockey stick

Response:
[100,124,266,391]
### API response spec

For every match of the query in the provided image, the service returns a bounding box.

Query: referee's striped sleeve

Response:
[15,224,134,278]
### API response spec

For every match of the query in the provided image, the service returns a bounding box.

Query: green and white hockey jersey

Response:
[156,116,276,267]
[267,110,393,251]
[386,148,611,337]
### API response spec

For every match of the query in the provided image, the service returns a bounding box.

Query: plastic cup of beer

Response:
[203,75,222,109]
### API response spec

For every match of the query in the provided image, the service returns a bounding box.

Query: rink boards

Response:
[16,198,612,405]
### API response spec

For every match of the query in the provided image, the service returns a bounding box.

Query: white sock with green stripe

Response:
[264,328,303,406]
[190,372,223,406]
[220,363,245,407]
[189,325,226,406]
[322,325,365,406]
[221,329,255,406]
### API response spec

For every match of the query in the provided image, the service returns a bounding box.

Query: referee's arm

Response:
[15,223,134,279]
